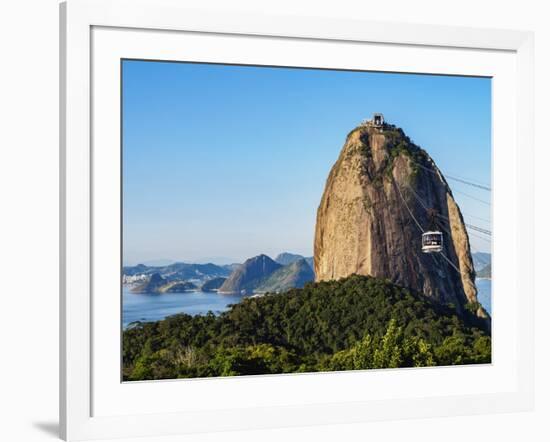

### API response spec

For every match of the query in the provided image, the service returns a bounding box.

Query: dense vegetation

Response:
[346,124,429,187]
[123,275,491,380]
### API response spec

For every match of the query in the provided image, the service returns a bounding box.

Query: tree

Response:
[123,274,491,380]
[372,319,403,368]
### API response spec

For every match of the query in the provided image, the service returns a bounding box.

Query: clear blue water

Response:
[475,278,492,315]
[122,279,492,328]
[122,287,243,328]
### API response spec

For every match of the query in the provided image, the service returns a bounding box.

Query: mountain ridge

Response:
[219,254,316,294]
[130,273,197,294]
[218,254,282,294]
[256,258,315,293]
[123,262,230,282]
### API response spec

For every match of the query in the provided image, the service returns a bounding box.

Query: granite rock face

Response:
[314,122,488,319]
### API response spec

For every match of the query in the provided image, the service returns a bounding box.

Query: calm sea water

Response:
[122,287,243,328]
[476,278,492,315]
[122,279,492,328]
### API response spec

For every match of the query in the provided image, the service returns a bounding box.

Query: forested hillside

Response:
[123,274,490,380]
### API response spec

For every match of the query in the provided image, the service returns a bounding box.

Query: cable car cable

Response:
[437,250,462,275]
[394,181,425,233]
[410,161,491,191]
[395,181,480,297]
[403,182,429,211]
[405,182,492,236]
[446,175,491,191]
[394,181,485,296]
[400,184,488,264]
[437,252,481,297]
[435,213,492,236]
[436,249,480,295]
[429,222,480,294]
[465,230,492,243]
[464,224,492,236]
[434,218,486,256]
[462,212,491,224]
[451,189,491,206]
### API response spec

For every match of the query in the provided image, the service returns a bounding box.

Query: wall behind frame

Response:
[0,1,548,441]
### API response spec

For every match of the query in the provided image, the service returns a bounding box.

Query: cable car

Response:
[422,231,443,253]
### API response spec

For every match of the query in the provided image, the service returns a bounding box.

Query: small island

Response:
[130,273,197,294]
[200,277,227,292]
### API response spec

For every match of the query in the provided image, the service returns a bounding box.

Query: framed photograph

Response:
[60,0,534,440]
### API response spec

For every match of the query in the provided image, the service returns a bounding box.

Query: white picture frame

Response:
[60,0,534,440]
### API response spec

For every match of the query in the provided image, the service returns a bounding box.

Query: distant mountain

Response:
[256,258,315,293]
[477,263,491,279]
[274,252,314,271]
[130,273,166,293]
[130,273,197,294]
[125,255,315,294]
[472,252,491,271]
[124,263,149,275]
[222,263,242,273]
[123,262,230,282]
[163,281,198,292]
[219,255,282,294]
[194,256,240,265]
[201,277,227,292]
[275,252,304,266]
[140,259,175,267]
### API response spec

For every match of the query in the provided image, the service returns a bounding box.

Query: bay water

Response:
[123,287,243,328]
[123,280,492,328]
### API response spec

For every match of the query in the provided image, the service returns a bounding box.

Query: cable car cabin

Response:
[421,231,443,253]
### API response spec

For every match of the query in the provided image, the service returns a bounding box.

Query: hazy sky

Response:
[122,60,491,265]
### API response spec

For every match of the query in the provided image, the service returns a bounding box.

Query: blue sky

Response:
[122,60,491,265]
